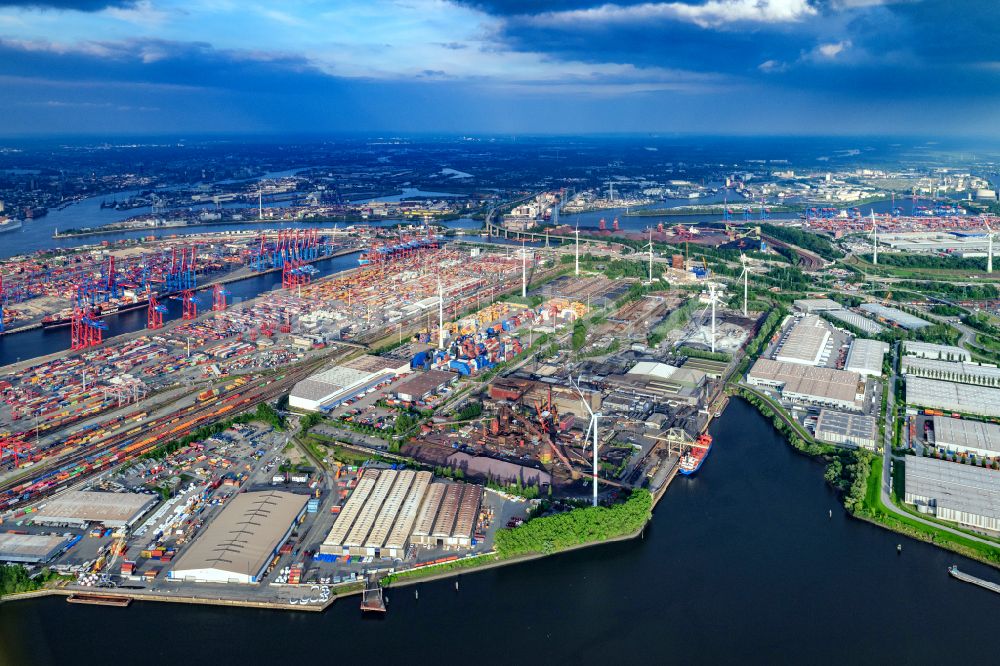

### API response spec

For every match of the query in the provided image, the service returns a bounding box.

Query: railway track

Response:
[0,357,328,513]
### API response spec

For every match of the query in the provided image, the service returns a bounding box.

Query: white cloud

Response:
[815,40,851,59]
[525,0,818,29]
[758,59,788,73]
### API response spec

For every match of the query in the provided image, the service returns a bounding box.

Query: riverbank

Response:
[734,385,1000,568]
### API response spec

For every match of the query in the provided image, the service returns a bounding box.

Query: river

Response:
[1,398,995,665]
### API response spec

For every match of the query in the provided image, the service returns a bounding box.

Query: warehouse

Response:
[793,298,842,314]
[319,469,480,558]
[901,356,1000,387]
[859,304,930,330]
[774,316,832,366]
[904,456,1000,532]
[931,416,1000,459]
[748,358,865,411]
[393,369,457,403]
[0,533,75,564]
[167,490,307,585]
[814,410,878,450]
[845,339,889,378]
[32,491,156,528]
[288,361,397,412]
[822,309,886,336]
[905,376,1000,418]
[902,341,970,362]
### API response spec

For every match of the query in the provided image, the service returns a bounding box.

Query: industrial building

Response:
[392,369,457,403]
[748,358,864,411]
[167,490,308,584]
[289,355,404,412]
[901,356,1000,387]
[319,469,482,558]
[32,491,156,528]
[604,361,706,407]
[931,416,1000,459]
[793,298,842,314]
[845,339,889,378]
[905,376,1000,418]
[822,309,886,335]
[774,316,832,366]
[0,533,75,564]
[859,304,930,330]
[904,456,1000,533]
[814,409,878,450]
[902,341,971,362]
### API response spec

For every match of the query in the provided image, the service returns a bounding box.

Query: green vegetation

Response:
[486,477,543,499]
[929,303,966,317]
[0,565,67,597]
[647,298,697,347]
[382,553,500,585]
[455,402,484,421]
[761,223,844,260]
[677,345,731,362]
[571,319,587,351]
[141,402,285,462]
[868,253,988,272]
[494,489,652,557]
[896,280,999,302]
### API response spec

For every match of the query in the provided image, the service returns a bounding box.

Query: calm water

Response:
[1,398,995,665]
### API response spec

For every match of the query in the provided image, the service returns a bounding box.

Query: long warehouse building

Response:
[931,416,1000,459]
[167,490,308,585]
[902,341,971,362]
[747,358,865,411]
[905,376,1000,418]
[32,491,156,529]
[901,356,1000,387]
[774,316,832,366]
[904,456,1000,532]
[319,469,481,559]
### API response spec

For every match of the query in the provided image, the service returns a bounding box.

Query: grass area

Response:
[382,553,501,585]
[844,255,1000,280]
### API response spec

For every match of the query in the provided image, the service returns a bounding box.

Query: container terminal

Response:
[0,222,760,612]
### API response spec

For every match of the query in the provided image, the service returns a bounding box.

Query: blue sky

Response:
[0,0,997,136]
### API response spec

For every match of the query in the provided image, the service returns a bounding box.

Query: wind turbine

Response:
[521,239,528,298]
[708,284,719,354]
[986,220,994,274]
[438,276,446,349]
[643,228,654,283]
[571,375,601,508]
[738,253,749,317]
[574,223,580,276]
[869,210,878,265]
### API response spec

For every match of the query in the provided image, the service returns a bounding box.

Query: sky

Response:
[0,0,998,136]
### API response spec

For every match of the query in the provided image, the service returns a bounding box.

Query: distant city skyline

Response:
[0,0,997,136]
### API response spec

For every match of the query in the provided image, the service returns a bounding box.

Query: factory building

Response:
[904,456,1000,532]
[748,358,864,411]
[793,298,842,314]
[859,304,930,330]
[168,490,308,585]
[822,309,886,336]
[905,376,1000,418]
[774,316,832,366]
[901,356,1000,387]
[845,339,889,378]
[0,533,76,564]
[392,369,458,403]
[289,355,406,412]
[31,491,156,529]
[320,469,482,558]
[814,410,878,450]
[902,341,971,362]
[931,416,1000,459]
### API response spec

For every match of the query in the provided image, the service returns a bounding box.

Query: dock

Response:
[66,593,132,607]
[360,576,386,613]
[948,566,1000,594]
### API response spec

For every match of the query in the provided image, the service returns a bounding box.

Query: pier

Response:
[948,566,1000,594]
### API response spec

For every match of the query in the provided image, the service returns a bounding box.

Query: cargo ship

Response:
[42,292,151,329]
[679,433,713,476]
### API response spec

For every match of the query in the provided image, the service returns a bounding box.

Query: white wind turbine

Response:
[575,223,580,276]
[738,253,749,317]
[708,283,719,354]
[571,375,601,508]
[869,210,878,266]
[643,228,654,283]
[985,220,994,274]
